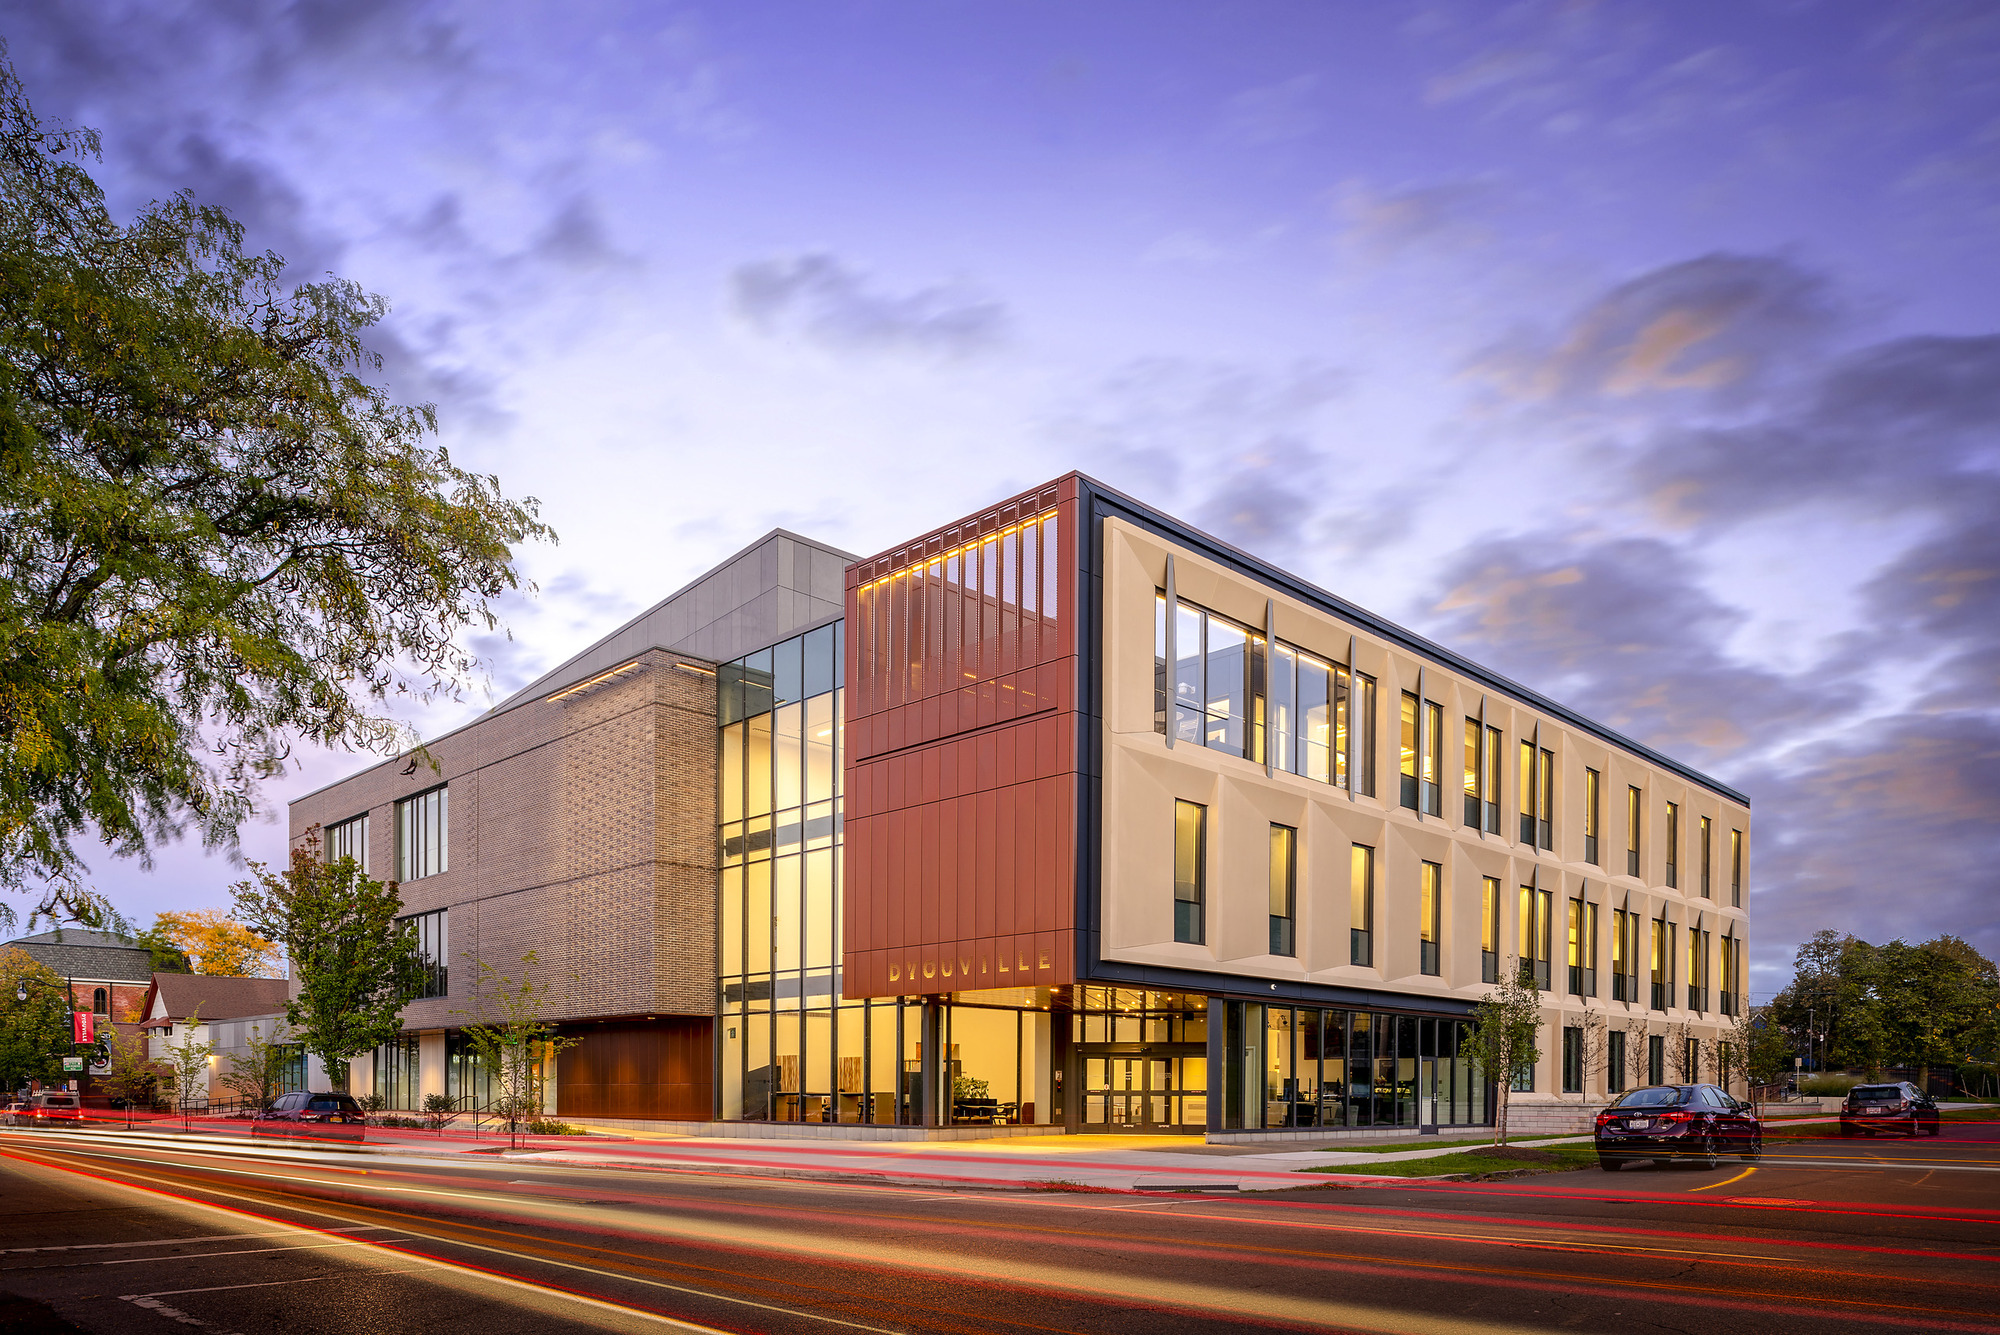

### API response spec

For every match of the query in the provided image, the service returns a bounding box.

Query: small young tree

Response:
[220,1021,294,1115]
[101,1023,161,1126]
[453,952,578,1147]
[233,829,427,1092]
[160,1010,216,1129]
[1572,1010,1609,1103]
[1628,1021,1655,1090]
[1467,959,1543,1146]
[1732,1008,1794,1108]
[1668,1021,1699,1084]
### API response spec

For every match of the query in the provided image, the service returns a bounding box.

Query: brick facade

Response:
[289,647,719,1029]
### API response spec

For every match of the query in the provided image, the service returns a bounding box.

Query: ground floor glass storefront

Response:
[1221,1002,1485,1131]
[719,986,1056,1126]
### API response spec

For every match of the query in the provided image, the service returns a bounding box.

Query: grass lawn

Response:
[1321,1133,1583,1154]
[1303,1144,1599,1178]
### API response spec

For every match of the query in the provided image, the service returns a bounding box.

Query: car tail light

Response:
[1654,1110,1691,1123]
[1595,1112,1616,1128]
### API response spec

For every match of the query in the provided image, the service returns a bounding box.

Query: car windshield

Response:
[1613,1087,1689,1109]
[307,1096,358,1112]
[1852,1087,1902,1102]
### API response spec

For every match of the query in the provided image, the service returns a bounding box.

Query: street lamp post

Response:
[12,972,82,1101]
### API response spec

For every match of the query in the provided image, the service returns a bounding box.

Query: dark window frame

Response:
[1269,823,1297,957]
[1350,843,1375,967]
[1583,767,1601,866]
[1174,800,1207,946]
[1419,860,1442,976]
[397,908,449,1000]
[396,785,448,882]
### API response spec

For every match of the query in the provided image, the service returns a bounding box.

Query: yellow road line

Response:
[1688,1166,1757,1193]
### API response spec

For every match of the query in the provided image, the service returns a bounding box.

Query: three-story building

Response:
[296,473,1749,1137]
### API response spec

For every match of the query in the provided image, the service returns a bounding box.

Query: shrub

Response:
[374,1114,424,1129]
[359,1092,386,1113]
[525,1118,585,1136]
[1800,1074,1860,1096]
[421,1092,458,1132]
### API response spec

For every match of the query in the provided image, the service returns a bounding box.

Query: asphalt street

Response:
[0,1116,1994,1334]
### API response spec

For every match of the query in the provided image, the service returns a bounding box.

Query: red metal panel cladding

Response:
[842,476,1080,997]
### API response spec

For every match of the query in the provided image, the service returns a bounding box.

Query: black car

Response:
[1594,1083,1761,1170]
[1839,1082,1940,1138]
[252,1091,368,1143]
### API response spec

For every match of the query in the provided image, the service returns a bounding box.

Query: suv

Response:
[1840,1082,1939,1138]
[1594,1083,1761,1170]
[4,1092,84,1128]
[253,1091,368,1143]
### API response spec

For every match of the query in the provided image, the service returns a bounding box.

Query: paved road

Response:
[1,1117,1995,1334]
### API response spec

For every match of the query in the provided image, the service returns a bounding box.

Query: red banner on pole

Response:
[73,1011,93,1045]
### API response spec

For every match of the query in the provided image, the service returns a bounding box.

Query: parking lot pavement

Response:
[0,1147,694,1333]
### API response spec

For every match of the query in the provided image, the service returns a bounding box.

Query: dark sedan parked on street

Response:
[252,1091,368,1143]
[1595,1083,1761,1170]
[1840,1082,1940,1138]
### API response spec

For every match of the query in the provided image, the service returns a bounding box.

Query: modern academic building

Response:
[292,473,1749,1136]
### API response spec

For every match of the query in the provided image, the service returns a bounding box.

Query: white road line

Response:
[2,1225,384,1254]
[128,1270,426,1299]
[119,1293,247,1334]
[101,1239,409,1265]
[1755,1157,2000,1173]
[17,1147,836,1333]
[117,1270,432,1332]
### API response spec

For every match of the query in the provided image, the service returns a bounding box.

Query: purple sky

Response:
[6,2,1996,992]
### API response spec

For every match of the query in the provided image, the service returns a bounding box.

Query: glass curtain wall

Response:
[719,623,907,1123]
[372,1036,420,1110]
[445,1031,495,1110]
[1223,1002,1483,1130]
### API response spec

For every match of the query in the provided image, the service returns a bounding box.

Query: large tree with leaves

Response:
[232,831,426,1092]
[0,944,68,1091]
[145,909,280,977]
[0,53,551,926]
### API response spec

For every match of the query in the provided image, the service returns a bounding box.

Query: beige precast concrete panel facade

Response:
[1099,517,1751,1099]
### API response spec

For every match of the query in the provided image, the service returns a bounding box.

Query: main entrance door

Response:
[1076,1045,1206,1131]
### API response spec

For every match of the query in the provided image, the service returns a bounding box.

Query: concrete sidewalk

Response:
[453,1128,1599,1193]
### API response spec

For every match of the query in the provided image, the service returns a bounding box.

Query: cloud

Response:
[527,195,638,272]
[1474,253,1839,408]
[1738,711,2000,968]
[1632,333,2000,525]
[1427,535,1818,768]
[1336,179,1493,256]
[1217,74,1321,146]
[1434,247,2000,981]
[729,253,1008,359]
[1043,358,1356,565]
[1413,0,1774,141]
[1844,481,2000,712]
